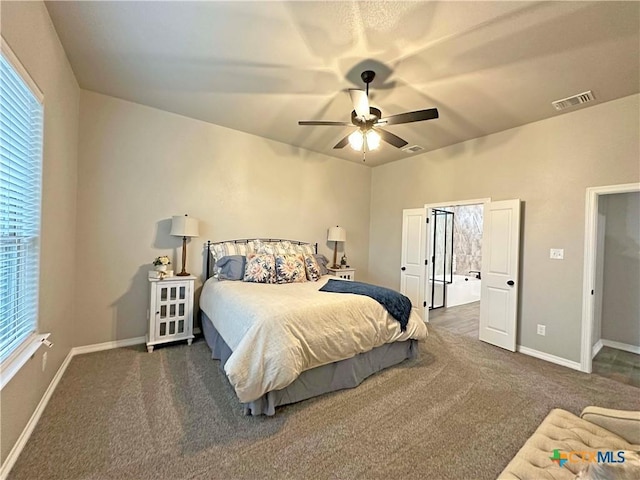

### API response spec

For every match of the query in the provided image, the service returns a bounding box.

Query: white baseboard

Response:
[592,339,604,359]
[517,345,582,372]
[0,335,146,480]
[0,349,73,480]
[71,336,146,356]
[601,339,640,355]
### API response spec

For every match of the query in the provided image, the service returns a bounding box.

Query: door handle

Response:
[507,280,515,286]
[401,267,406,271]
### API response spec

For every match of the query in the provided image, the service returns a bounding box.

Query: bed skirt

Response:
[201,312,419,416]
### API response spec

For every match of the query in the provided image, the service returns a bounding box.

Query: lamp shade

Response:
[348,130,363,151]
[170,215,199,237]
[327,226,346,242]
[366,130,381,150]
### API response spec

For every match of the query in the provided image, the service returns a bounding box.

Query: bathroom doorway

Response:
[428,203,484,313]
[426,198,487,340]
[402,197,521,350]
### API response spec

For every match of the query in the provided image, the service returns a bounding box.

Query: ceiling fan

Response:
[298,70,439,154]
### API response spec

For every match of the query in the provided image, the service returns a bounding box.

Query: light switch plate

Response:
[550,248,564,260]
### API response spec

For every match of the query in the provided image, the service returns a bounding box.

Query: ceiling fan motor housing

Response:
[351,107,381,130]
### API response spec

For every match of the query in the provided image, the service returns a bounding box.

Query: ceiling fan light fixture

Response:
[348,130,364,151]
[366,130,381,150]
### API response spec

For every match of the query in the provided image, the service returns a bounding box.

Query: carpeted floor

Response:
[9,327,639,480]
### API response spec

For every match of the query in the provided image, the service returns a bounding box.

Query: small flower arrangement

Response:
[153,256,171,266]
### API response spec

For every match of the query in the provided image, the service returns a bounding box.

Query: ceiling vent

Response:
[402,145,424,154]
[551,90,595,111]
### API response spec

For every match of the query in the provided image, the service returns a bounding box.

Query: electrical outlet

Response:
[537,324,546,336]
[550,248,564,260]
[42,351,47,372]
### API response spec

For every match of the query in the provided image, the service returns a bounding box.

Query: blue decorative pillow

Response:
[244,254,276,283]
[304,254,321,282]
[215,255,246,281]
[313,254,329,275]
[275,254,307,284]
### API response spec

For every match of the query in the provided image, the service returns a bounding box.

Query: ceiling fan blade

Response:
[349,89,370,119]
[298,120,351,126]
[376,128,408,149]
[377,108,439,126]
[333,133,351,149]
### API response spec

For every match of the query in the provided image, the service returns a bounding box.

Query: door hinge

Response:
[426,218,429,223]
[591,290,594,295]
[423,301,427,307]
[425,259,428,265]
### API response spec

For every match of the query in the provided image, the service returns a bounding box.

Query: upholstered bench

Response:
[498,407,640,479]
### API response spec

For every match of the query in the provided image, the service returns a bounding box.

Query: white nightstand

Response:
[327,267,356,281]
[147,275,195,352]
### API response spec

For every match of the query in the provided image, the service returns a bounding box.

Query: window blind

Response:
[0,52,43,363]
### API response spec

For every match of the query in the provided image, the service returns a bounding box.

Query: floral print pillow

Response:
[303,254,321,282]
[244,254,276,283]
[275,254,307,284]
[255,240,278,255]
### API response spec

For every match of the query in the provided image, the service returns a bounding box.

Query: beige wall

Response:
[75,91,372,346]
[601,192,640,346]
[0,1,79,466]
[369,94,640,363]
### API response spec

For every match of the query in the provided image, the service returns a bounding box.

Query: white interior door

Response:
[424,208,432,322]
[401,208,427,321]
[479,199,521,351]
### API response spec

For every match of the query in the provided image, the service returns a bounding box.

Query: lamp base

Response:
[176,272,190,276]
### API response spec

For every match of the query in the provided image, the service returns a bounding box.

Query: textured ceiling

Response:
[45,1,640,166]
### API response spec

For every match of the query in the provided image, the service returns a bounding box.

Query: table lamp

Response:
[327,226,346,269]
[170,214,199,276]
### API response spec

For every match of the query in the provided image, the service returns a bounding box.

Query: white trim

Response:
[0,349,72,480]
[0,333,51,390]
[0,35,44,102]
[423,197,491,209]
[517,345,582,371]
[0,336,146,479]
[601,339,640,355]
[592,339,604,359]
[580,183,640,373]
[71,336,146,356]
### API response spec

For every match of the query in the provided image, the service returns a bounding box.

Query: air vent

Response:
[552,90,595,111]
[402,145,424,154]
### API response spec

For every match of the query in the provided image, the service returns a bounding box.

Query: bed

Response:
[200,239,428,415]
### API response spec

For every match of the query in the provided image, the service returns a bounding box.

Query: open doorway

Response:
[581,183,640,381]
[582,185,640,385]
[402,197,521,351]
[427,200,486,339]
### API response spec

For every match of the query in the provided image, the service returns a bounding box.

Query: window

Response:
[0,41,44,371]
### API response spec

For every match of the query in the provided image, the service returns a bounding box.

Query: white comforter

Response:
[199,276,428,403]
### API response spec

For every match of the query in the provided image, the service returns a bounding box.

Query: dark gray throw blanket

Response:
[319,279,412,331]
